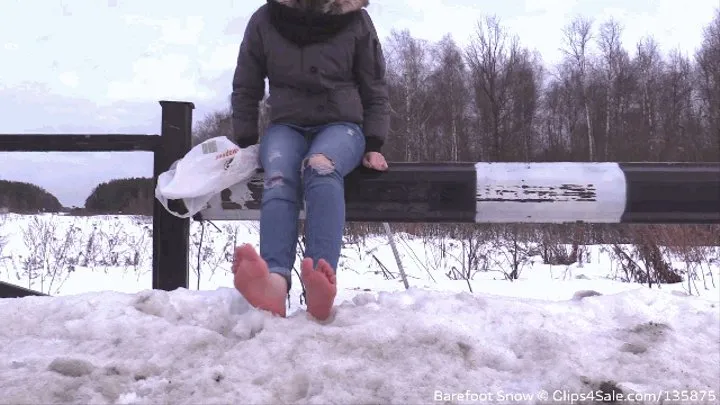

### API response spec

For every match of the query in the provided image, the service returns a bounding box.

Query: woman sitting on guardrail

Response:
[230,0,389,321]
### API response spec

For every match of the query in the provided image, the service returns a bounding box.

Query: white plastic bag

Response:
[155,136,260,218]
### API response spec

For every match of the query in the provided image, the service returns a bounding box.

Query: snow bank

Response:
[2,214,719,404]
[1,285,718,404]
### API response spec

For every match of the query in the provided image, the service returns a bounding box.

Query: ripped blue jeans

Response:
[258,122,366,291]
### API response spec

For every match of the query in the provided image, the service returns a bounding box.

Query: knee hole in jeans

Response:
[264,171,285,189]
[303,154,335,176]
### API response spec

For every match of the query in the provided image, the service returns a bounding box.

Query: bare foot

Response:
[301,258,337,321]
[233,244,287,317]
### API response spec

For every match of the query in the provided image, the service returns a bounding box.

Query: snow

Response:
[1,214,719,404]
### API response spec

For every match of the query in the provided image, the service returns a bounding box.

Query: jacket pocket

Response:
[268,87,309,123]
[329,86,363,122]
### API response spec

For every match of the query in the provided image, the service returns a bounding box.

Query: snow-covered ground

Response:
[1,214,719,404]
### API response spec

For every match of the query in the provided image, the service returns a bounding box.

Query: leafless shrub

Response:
[536,225,578,265]
[19,216,81,294]
[345,222,382,245]
[484,225,537,281]
[0,215,7,256]
[0,215,8,278]
[657,225,719,295]
[124,217,152,273]
[608,225,682,287]
[79,219,131,271]
[97,220,129,269]
[426,224,490,292]
[396,233,437,283]
[369,253,396,281]
[190,220,235,290]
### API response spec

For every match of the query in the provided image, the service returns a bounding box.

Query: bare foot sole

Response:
[233,244,287,317]
[301,258,337,321]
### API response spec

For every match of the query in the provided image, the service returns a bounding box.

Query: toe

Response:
[301,257,314,278]
[316,259,336,285]
[239,244,261,261]
[232,247,244,274]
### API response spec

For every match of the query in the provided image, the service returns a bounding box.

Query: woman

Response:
[230,0,390,321]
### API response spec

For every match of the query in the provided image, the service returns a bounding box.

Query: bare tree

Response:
[465,15,510,161]
[629,36,664,161]
[657,51,698,161]
[384,30,433,161]
[597,18,631,160]
[193,94,270,147]
[192,107,233,146]
[695,10,720,161]
[465,15,540,161]
[538,76,574,160]
[427,34,472,161]
[560,16,596,161]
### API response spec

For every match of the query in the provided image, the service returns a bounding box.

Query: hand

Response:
[362,152,388,171]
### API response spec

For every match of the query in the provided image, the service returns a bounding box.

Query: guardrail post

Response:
[152,100,194,291]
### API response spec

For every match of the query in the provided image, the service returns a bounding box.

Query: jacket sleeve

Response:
[231,10,267,148]
[354,10,390,153]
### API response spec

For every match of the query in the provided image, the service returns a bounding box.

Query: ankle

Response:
[268,273,289,295]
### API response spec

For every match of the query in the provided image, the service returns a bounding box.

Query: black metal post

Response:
[152,100,194,291]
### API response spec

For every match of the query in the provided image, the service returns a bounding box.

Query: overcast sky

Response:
[1,0,717,207]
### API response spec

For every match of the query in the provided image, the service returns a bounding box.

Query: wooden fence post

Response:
[152,100,194,291]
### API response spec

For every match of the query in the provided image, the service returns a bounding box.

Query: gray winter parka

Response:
[231,0,390,153]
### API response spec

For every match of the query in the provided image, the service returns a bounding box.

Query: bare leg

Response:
[301,257,337,321]
[233,244,288,317]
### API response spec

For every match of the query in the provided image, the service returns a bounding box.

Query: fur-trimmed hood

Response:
[272,0,368,15]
